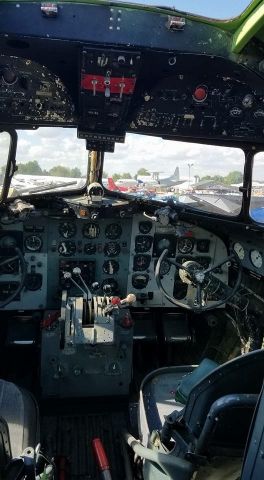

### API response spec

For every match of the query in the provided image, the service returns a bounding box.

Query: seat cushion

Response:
[139,366,194,445]
[0,380,39,458]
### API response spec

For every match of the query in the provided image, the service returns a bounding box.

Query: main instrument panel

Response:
[0,207,228,310]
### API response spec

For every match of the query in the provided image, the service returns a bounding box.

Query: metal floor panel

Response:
[41,411,126,479]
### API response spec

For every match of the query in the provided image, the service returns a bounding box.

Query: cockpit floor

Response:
[41,409,126,479]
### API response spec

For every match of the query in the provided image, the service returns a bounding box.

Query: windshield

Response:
[114,0,252,19]
[104,135,244,216]
[4,128,245,216]
[8,128,87,197]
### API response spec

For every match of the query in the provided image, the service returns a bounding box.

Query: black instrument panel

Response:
[0,43,264,145]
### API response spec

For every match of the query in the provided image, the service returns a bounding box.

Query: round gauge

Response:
[84,243,96,255]
[159,260,171,276]
[101,278,118,295]
[233,242,245,260]
[135,235,153,253]
[178,238,194,254]
[104,242,121,257]
[139,221,152,234]
[82,223,100,239]
[132,273,149,289]
[250,249,263,269]
[24,235,42,252]
[133,254,151,271]
[105,223,122,240]
[59,221,76,239]
[58,241,76,257]
[103,260,119,275]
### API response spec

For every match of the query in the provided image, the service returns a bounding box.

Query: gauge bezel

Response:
[138,221,152,234]
[133,254,151,271]
[178,237,195,254]
[58,221,76,239]
[102,259,119,275]
[104,242,121,257]
[249,249,263,269]
[135,235,153,253]
[233,242,245,260]
[82,223,100,239]
[58,240,76,257]
[105,223,122,240]
[24,234,43,252]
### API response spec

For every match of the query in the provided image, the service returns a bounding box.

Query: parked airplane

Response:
[107,177,130,192]
[137,166,181,189]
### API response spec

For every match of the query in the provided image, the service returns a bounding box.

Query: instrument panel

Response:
[0,208,230,310]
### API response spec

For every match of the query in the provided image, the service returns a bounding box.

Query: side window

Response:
[250,153,264,223]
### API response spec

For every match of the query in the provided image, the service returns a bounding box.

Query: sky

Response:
[118,0,252,19]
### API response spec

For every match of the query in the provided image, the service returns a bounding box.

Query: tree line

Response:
[12,160,82,178]
[1,160,243,186]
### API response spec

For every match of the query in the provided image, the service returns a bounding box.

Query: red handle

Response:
[92,438,110,471]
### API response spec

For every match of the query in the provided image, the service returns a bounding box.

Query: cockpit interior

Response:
[0,1,264,479]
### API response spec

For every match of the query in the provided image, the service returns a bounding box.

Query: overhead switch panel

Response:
[78,47,141,149]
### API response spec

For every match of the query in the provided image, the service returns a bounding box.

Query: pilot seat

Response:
[0,379,39,473]
[137,349,264,480]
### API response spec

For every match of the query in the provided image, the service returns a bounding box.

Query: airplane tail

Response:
[171,166,180,181]
[107,177,120,191]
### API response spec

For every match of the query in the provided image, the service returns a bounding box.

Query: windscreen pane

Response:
[250,152,264,223]
[9,128,87,197]
[104,135,244,216]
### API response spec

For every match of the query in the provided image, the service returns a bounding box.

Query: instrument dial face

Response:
[24,234,42,252]
[84,243,96,255]
[196,239,210,253]
[105,223,122,240]
[233,242,245,260]
[101,278,118,295]
[59,221,76,239]
[82,223,100,239]
[178,238,194,254]
[159,260,171,276]
[103,260,119,275]
[132,273,149,289]
[135,235,153,253]
[250,249,263,269]
[104,242,121,257]
[139,221,152,234]
[133,254,151,271]
[58,241,76,257]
